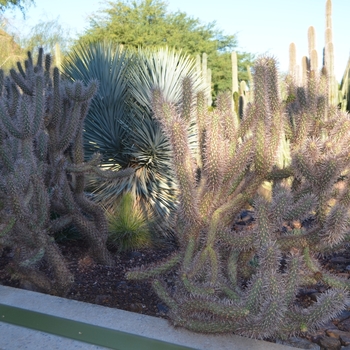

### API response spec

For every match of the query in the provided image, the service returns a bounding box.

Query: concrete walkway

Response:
[0,285,296,350]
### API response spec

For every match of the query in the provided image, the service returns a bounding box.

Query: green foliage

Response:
[128,46,204,108]
[62,42,204,227]
[19,17,72,56]
[0,16,70,71]
[0,48,132,295]
[0,28,25,72]
[0,0,33,14]
[126,56,350,339]
[75,0,254,96]
[80,0,234,52]
[62,41,130,167]
[211,51,254,97]
[107,192,153,252]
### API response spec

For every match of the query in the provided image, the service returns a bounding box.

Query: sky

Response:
[5,0,350,81]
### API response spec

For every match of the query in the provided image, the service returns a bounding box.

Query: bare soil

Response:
[0,238,175,317]
[1,234,350,344]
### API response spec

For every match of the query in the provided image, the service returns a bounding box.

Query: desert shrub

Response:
[107,192,154,252]
[126,57,350,339]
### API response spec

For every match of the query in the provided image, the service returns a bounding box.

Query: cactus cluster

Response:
[0,49,131,295]
[126,55,350,339]
[288,0,342,107]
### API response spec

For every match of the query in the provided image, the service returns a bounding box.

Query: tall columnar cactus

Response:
[288,42,298,80]
[199,52,212,107]
[231,51,252,119]
[0,49,131,295]
[323,0,338,105]
[300,25,318,75]
[301,55,309,86]
[308,26,316,60]
[288,0,341,106]
[231,51,239,95]
[340,56,350,111]
[126,56,350,339]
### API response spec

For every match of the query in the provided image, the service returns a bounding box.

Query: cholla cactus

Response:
[0,49,131,295]
[126,56,350,339]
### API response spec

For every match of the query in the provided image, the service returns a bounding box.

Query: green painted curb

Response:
[0,304,195,350]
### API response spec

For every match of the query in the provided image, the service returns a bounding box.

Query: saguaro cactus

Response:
[127,56,350,339]
[0,49,131,295]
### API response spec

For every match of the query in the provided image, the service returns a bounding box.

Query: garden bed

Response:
[0,238,176,318]
[1,232,350,349]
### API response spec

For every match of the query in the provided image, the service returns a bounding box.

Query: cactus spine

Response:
[127,55,350,339]
[0,49,131,295]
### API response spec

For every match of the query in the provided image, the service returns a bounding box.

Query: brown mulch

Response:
[1,234,350,346]
[0,238,175,318]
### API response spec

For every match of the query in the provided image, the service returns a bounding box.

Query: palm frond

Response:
[62,43,205,231]
[128,46,206,110]
[62,41,131,167]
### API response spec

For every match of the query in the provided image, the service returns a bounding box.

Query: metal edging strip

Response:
[0,304,195,350]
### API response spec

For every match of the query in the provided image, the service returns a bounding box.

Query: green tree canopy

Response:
[0,0,33,14]
[20,17,72,55]
[76,0,254,96]
[0,16,71,71]
[0,28,24,71]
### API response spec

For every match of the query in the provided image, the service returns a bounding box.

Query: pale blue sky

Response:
[5,0,350,81]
